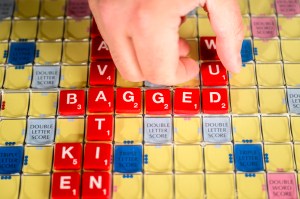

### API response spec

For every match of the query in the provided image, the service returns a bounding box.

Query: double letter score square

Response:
[59,90,86,116]
[201,62,228,86]
[145,89,172,115]
[89,61,116,86]
[91,37,111,61]
[88,87,114,113]
[202,88,229,114]
[174,88,200,114]
[116,88,142,114]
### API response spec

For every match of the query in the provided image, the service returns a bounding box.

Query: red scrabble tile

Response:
[88,87,114,113]
[89,61,116,86]
[83,143,112,171]
[201,62,228,86]
[145,89,172,115]
[202,88,229,114]
[86,115,114,141]
[199,37,219,60]
[82,172,111,199]
[174,88,200,114]
[59,90,86,116]
[52,172,81,199]
[91,37,112,61]
[91,18,101,38]
[116,88,142,114]
[54,143,82,170]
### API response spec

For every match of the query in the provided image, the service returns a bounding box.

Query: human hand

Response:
[89,0,244,85]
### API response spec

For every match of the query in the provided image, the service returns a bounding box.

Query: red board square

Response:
[173,88,200,114]
[59,90,86,116]
[88,87,114,113]
[145,89,172,115]
[54,143,82,170]
[201,62,228,86]
[202,88,229,114]
[89,61,116,86]
[116,88,142,114]
[83,143,112,171]
[52,172,81,199]
[199,37,219,60]
[90,37,112,61]
[82,172,111,199]
[86,115,114,141]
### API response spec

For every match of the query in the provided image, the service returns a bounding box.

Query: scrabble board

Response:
[0,0,300,198]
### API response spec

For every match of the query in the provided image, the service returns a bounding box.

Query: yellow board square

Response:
[179,17,197,38]
[175,174,204,199]
[206,173,235,199]
[243,17,252,38]
[62,41,89,64]
[262,116,291,142]
[113,174,142,199]
[175,76,200,87]
[0,66,5,86]
[144,174,173,199]
[256,63,284,86]
[114,117,143,144]
[0,119,26,145]
[204,144,234,172]
[56,117,84,142]
[60,65,88,88]
[295,144,300,171]
[281,39,300,62]
[64,19,91,40]
[116,71,143,87]
[197,7,207,16]
[10,20,38,41]
[254,39,281,62]
[198,17,215,36]
[144,145,173,173]
[0,175,20,199]
[19,175,50,199]
[232,116,261,142]
[291,116,300,142]
[229,63,256,87]
[22,146,53,173]
[239,0,249,15]
[278,17,300,38]
[1,92,29,117]
[28,92,58,117]
[0,43,8,64]
[40,0,66,18]
[174,145,203,172]
[249,0,275,15]
[174,117,202,143]
[236,173,267,199]
[4,65,32,89]
[14,0,40,18]
[264,144,295,172]
[230,88,258,114]
[186,38,199,61]
[0,20,11,41]
[259,88,287,114]
[285,63,300,86]
[35,42,62,64]
[37,20,64,41]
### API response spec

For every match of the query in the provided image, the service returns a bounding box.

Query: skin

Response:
[89,0,244,85]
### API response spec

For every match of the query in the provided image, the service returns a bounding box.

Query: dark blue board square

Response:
[0,146,24,174]
[8,42,36,65]
[240,40,253,63]
[234,144,264,172]
[114,145,142,173]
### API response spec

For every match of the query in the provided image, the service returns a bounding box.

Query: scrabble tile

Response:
[204,144,234,172]
[145,89,172,115]
[3,65,32,89]
[90,37,111,61]
[278,17,300,38]
[144,145,173,172]
[259,88,287,114]
[267,173,299,199]
[201,62,228,86]
[232,116,262,142]
[1,92,29,117]
[254,39,281,62]
[199,37,218,60]
[28,92,58,117]
[173,88,200,115]
[230,88,258,114]
[264,144,295,172]
[10,20,38,41]
[84,143,112,171]
[202,88,229,114]
[175,174,204,199]
[229,63,256,87]
[144,117,172,144]
[295,144,300,170]
[114,117,143,144]
[0,119,26,145]
[22,146,53,173]
[198,17,215,36]
[89,61,116,86]
[40,0,66,18]
[19,175,51,199]
[185,38,199,61]
[58,89,86,116]
[0,20,11,41]
[275,0,300,16]
[238,0,249,15]
[37,20,64,41]
[116,71,143,87]
[14,0,40,18]
[174,145,203,172]
[88,87,114,113]
[203,116,231,143]
[291,116,300,142]
[256,63,284,86]
[0,43,8,64]
[0,146,24,174]
[113,174,142,199]
[206,173,235,199]
[31,65,60,89]
[262,116,291,142]
[56,117,85,143]
[86,115,114,142]
[287,88,300,114]
[248,0,275,15]
[251,17,278,38]
[26,118,55,145]
[8,42,36,65]
[64,18,91,40]
[60,65,88,88]
[0,0,14,19]
[51,172,81,199]
[66,0,91,18]
[113,145,143,173]
[242,16,252,38]
[35,42,62,64]
[281,39,300,62]
[91,18,101,38]
[54,143,82,170]
[179,17,198,38]
[173,117,202,143]
[236,173,267,199]
[62,41,89,64]
[82,172,111,199]
[144,174,173,199]
[116,88,142,114]
[284,63,300,86]
[241,39,254,63]
[0,175,20,198]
